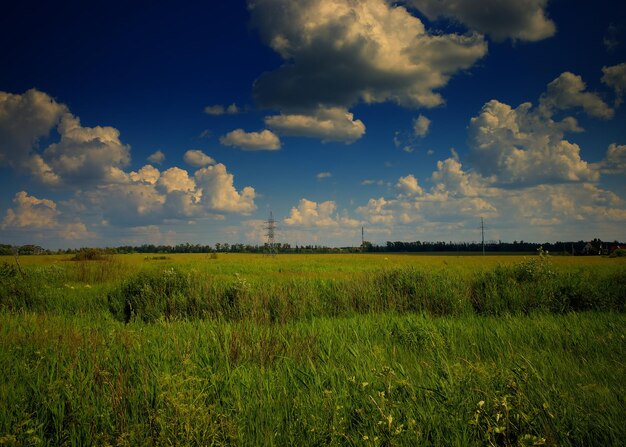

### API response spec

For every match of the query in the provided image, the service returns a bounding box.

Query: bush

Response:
[108,268,193,323]
[71,248,107,261]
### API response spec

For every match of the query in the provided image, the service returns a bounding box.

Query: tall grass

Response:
[1,312,624,445]
[0,254,624,445]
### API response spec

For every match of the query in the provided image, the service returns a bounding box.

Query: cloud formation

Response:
[265,107,366,143]
[1,191,93,240]
[147,150,165,164]
[602,62,626,107]
[539,72,613,119]
[413,114,431,137]
[466,72,618,187]
[0,89,66,169]
[284,198,360,228]
[183,149,216,167]
[220,129,281,150]
[249,0,487,111]
[406,0,556,42]
[204,103,240,115]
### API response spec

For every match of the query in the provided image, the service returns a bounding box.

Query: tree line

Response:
[2,239,623,256]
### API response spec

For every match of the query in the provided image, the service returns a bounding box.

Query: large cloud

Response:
[406,0,556,42]
[352,156,625,242]
[183,149,215,167]
[220,129,281,150]
[596,144,626,175]
[194,164,256,213]
[265,107,366,143]
[602,62,626,107]
[468,99,597,185]
[42,114,132,185]
[0,89,67,169]
[284,198,361,228]
[1,191,93,240]
[466,71,617,186]
[539,72,613,119]
[248,0,487,111]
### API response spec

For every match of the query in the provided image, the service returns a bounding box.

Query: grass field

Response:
[1,253,625,445]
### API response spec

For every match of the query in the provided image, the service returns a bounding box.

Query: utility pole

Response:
[481,217,485,256]
[264,211,277,256]
[361,226,364,252]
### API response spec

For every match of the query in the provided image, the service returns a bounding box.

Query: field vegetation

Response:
[0,253,625,445]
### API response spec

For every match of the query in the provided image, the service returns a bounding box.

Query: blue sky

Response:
[1,0,625,248]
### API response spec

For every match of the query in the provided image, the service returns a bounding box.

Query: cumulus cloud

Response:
[249,0,487,111]
[158,167,197,193]
[284,198,361,228]
[413,114,431,137]
[316,172,332,179]
[194,163,256,213]
[147,150,165,164]
[539,72,613,119]
[40,114,132,185]
[130,165,160,184]
[183,149,216,167]
[220,129,281,150]
[204,103,240,115]
[0,89,66,169]
[467,72,612,187]
[406,0,555,42]
[1,191,93,240]
[265,107,366,143]
[596,143,626,174]
[602,62,626,107]
[1,191,59,230]
[396,174,423,196]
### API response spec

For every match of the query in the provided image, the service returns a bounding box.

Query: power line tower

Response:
[264,211,277,256]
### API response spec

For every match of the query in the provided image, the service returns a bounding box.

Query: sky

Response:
[1,0,625,249]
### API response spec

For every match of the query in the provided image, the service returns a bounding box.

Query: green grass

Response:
[0,254,625,445]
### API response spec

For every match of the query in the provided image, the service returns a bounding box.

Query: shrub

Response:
[108,268,193,323]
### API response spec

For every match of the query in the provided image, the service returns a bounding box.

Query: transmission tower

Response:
[264,211,277,256]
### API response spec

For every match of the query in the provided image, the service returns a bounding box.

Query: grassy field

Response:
[1,253,625,445]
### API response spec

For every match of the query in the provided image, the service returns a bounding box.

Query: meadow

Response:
[0,253,625,446]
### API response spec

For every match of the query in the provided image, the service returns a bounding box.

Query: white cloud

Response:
[406,0,555,42]
[1,191,94,240]
[158,167,197,193]
[265,107,366,143]
[183,149,216,167]
[204,103,240,116]
[316,172,332,179]
[194,163,256,213]
[0,89,67,169]
[39,114,131,186]
[284,198,361,228]
[147,150,165,164]
[219,129,281,151]
[396,174,423,196]
[539,72,613,119]
[362,179,385,186]
[249,0,487,111]
[468,99,598,186]
[413,114,431,137]
[130,165,160,184]
[596,143,626,174]
[1,191,59,229]
[602,62,626,107]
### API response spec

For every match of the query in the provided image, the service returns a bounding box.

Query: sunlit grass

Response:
[0,253,624,445]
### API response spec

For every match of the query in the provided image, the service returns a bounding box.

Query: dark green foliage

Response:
[71,248,107,261]
[108,268,193,322]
